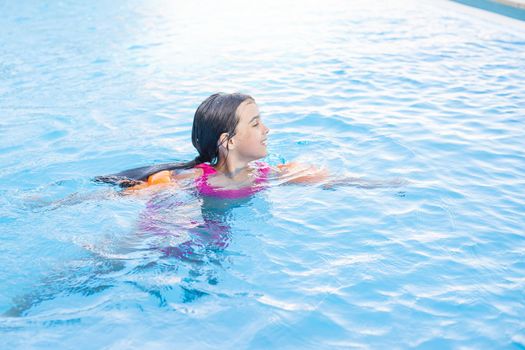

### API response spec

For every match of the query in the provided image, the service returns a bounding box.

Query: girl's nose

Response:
[263,123,270,134]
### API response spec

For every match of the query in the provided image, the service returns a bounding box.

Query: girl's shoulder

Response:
[124,166,203,192]
[146,167,203,186]
[173,166,204,180]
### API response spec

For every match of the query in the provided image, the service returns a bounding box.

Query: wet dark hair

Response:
[94,92,254,187]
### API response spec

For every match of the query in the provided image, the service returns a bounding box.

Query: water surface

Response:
[1,0,525,349]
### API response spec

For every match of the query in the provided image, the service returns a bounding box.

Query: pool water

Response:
[1,0,525,349]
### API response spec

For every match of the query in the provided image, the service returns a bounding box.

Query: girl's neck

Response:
[214,156,251,179]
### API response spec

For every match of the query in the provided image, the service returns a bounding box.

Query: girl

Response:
[96,92,330,198]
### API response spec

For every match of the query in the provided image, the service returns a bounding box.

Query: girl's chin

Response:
[252,153,267,161]
[248,148,268,161]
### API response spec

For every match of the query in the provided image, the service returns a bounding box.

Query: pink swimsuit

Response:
[194,162,270,199]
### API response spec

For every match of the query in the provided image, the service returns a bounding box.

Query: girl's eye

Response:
[253,123,259,127]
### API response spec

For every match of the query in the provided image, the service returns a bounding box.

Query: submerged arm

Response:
[275,162,407,189]
[321,177,408,189]
[274,162,329,184]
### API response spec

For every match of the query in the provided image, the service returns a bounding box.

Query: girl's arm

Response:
[124,168,202,193]
[321,177,408,189]
[275,162,406,188]
[275,162,329,184]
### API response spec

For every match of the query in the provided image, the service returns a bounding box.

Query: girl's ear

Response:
[218,133,234,150]
[227,135,236,150]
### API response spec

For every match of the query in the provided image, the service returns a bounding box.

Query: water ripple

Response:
[1,0,525,348]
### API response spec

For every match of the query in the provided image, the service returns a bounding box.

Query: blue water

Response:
[1,0,525,349]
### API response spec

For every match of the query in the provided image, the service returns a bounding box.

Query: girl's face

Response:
[230,100,270,162]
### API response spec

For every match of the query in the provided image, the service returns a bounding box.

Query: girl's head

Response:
[192,93,269,165]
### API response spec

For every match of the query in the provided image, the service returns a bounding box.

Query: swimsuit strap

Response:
[195,163,217,178]
[194,163,217,195]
